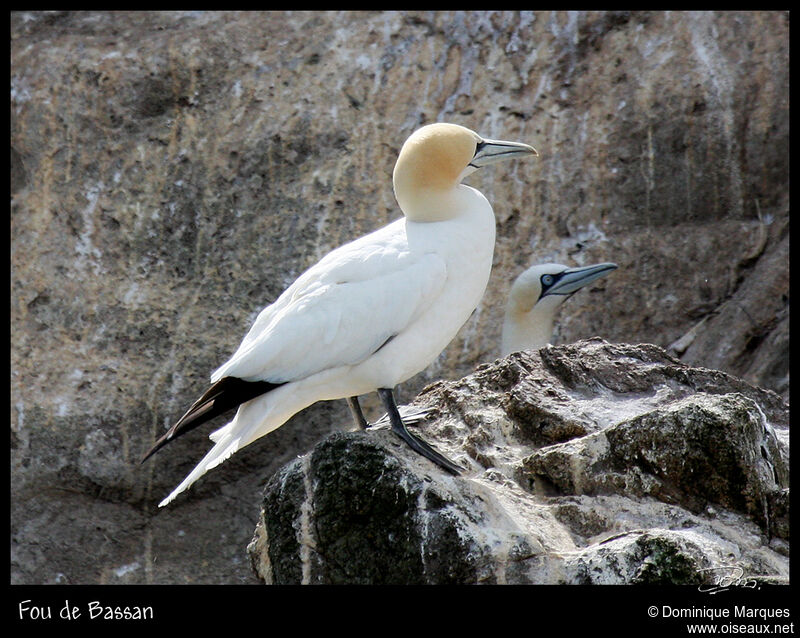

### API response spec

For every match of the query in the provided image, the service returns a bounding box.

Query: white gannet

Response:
[369,261,617,429]
[143,123,537,506]
[500,261,617,356]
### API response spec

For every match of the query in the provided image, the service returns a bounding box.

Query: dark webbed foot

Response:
[377,388,462,475]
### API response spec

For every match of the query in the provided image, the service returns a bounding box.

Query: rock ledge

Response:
[248,339,789,584]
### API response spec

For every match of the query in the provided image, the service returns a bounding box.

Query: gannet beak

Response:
[469,137,539,169]
[543,262,618,297]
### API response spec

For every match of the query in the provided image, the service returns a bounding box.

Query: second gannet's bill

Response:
[143,123,537,506]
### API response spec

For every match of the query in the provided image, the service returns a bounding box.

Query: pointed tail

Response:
[157,386,303,507]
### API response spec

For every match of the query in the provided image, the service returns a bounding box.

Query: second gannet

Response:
[143,123,537,506]
[501,261,617,356]
[369,261,617,429]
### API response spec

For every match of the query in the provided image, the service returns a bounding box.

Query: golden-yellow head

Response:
[394,123,482,192]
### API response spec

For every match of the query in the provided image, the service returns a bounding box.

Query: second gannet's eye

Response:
[541,274,554,287]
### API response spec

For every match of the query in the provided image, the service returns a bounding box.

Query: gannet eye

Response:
[542,275,554,286]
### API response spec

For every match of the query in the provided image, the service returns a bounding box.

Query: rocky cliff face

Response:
[249,340,789,584]
[11,11,788,584]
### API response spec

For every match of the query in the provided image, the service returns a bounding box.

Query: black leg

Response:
[377,388,462,475]
[346,396,369,430]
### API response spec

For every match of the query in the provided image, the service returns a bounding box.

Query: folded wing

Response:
[211,220,448,384]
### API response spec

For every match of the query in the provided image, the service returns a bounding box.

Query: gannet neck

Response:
[393,123,537,222]
[501,294,561,356]
[398,183,486,224]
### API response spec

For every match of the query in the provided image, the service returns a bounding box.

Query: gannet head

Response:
[501,262,617,355]
[393,123,538,222]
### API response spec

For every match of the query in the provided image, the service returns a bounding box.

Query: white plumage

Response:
[145,122,537,506]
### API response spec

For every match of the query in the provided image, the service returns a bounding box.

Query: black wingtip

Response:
[139,377,284,464]
[140,435,170,464]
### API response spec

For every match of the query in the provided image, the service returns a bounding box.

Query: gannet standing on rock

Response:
[501,262,617,356]
[143,123,537,506]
